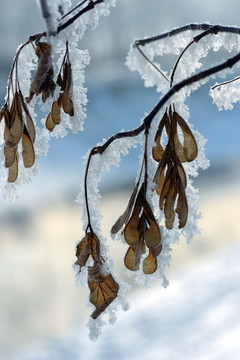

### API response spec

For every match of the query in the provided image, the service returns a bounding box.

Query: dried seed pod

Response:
[176,182,188,229]
[61,63,74,116]
[114,182,162,274]
[88,267,119,320]
[124,214,140,246]
[75,232,119,319]
[22,127,35,168]
[143,249,158,275]
[45,112,56,132]
[26,42,55,103]
[173,111,198,162]
[152,105,198,230]
[51,100,61,125]
[75,235,91,268]
[19,91,36,143]
[143,201,161,248]
[8,153,18,183]
[152,111,168,162]
[111,182,139,234]
[124,246,139,271]
[4,147,16,168]
[5,93,23,148]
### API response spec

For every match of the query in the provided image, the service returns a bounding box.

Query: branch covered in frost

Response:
[134,24,240,88]
[89,50,240,156]
[135,23,240,47]
[57,0,105,34]
[39,0,57,36]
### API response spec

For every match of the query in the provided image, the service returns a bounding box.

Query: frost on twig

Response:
[74,24,240,339]
[0,0,117,196]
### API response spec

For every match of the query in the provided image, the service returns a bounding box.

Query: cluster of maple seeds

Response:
[152,105,198,229]
[74,105,199,319]
[111,182,162,275]
[0,91,35,182]
[75,232,119,319]
[0,41,74,182]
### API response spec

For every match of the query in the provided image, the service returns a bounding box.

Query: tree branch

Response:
[39,0,56,37]
[135,24,240,47]
[92,51,240,155]
[57,0,104,34]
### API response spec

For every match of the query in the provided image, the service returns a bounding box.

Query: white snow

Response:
[9,243,240,360]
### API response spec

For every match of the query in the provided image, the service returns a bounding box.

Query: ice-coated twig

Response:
[135,23,240,47]
[39,0,57,36]
[134,41,169,83]
[90,51,240,156]
[211,76,240,90]
[57,0,105,34]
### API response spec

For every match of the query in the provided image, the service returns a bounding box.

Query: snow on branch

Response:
[0,0,116,200]
[1,5,240,340]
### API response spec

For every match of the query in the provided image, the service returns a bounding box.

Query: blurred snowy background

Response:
[0,0,240,359]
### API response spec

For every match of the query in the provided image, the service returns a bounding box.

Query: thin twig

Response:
[57,0,104,34]
[170,40,195,87]
[135,24,240,47]
[134,41,169,83]
[60,0,89,20]
[143,129,149,192]
[211,76,240,90]
[84,147,101,233]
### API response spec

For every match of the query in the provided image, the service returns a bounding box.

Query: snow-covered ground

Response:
[8,243,240,360]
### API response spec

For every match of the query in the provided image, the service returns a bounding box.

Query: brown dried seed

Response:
[4,147,16,168]
[174,111,198,162]
[8,153,18,183]
[143,201,161,248]
[143,249,158,274]
[20,100,36,143]
[156,168,166,196]
[152,111,169,162]
[124,214,140,246]
[111,182,139,234]
[88,271,119,320]
[22,128,35,168]
[45,112,56,132]
[164,183,177,230]
[152,142,164,162]
[51,100,61,124]
[61,63,74,116]
[75,235,91,268]
[87,232,101,262]
[5,112,23,148]
[26,42,54,103]
[173,131,187,162]
[176,184,188,229]
[177,164,187,188]
[124,246,139,271]
[144,219,161,248]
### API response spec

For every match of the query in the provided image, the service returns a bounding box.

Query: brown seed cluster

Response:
[0,41,75,182]
[110,105,198,277]
[75,232,119,319]
[0,92,35,182]
[111,183,162,275]
[26,42,55,103]
[46,53,74,132]
[153,105,198,229]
